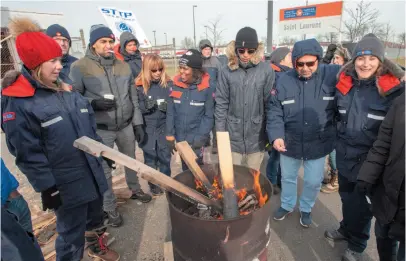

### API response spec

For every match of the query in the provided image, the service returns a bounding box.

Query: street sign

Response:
[279,1,343,36]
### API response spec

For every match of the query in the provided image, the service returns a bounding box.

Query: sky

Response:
[2,0,405,49]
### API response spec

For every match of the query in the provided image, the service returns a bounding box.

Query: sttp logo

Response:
[101,8,132,19]
[115,22,134,33]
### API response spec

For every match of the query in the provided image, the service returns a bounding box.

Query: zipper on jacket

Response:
[103,67,119,129]
[301,81,305,159]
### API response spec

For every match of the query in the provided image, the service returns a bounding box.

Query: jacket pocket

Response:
[362,104,388,140]
[54,170,87,207]
[281,96,297,119]
[226,116,242,141]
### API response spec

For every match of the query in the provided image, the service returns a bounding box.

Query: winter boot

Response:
[85,228,120,261]
[149,182,164,197]
[321,171,339,193]
[131,189,152,203]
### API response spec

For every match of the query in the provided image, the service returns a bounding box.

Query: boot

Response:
[85,229,120,261]
[149,183,164,197]
[321,171,339,193]
[130,189,152,203]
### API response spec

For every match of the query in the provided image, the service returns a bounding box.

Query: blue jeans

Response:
[328,149,337,171]
[266,149,280,185]
[4,195,33,233]
[375,220,405,261]
[279,154,325,213]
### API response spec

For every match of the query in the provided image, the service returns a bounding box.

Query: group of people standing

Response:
[0,16,404,261]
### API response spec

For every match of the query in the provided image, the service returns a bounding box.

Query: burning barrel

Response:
[167,164,272,261]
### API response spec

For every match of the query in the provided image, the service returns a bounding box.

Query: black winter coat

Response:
[358,92,405,238]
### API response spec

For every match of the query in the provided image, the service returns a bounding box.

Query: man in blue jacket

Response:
[268,38,340,227]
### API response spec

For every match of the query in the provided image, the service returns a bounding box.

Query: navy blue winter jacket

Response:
[59,54,77,84]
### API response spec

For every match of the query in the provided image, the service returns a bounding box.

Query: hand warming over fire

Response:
[273,138,287,152]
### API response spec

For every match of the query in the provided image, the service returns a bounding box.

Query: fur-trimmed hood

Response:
[225,40,265,70]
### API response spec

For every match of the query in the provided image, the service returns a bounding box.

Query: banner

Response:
[279,1,343,36]
[98,6,152,48]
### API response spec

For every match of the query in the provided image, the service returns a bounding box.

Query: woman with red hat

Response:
[1,18,120,261]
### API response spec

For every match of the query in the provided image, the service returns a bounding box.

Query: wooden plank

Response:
[112,174,126,187]
[113,187,132,199]
[175,141,214,197]
[74,137,222,211]
[32,212,55,229]
[164,241,174,261]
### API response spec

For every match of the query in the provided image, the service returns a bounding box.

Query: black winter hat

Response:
[89,25,115,47]
[352,33,385,62]
[270,47,290,64]
[46,24,71,46]
[235,27,258,49]
[179,49,202,69]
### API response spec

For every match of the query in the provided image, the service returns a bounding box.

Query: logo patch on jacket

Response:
[270,89,277,96]
[2,112,15,122]
[170,90,183,99]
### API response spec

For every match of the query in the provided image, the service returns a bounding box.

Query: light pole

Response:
[153,30,156,47]
[204,25,208,39]
[164,32,167,47]
[193,5,197,48]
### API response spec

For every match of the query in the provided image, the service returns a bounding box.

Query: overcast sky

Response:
[2,0,405,48]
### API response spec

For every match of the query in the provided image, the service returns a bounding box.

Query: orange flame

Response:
[235,188,247,202]
[252,170,268,207]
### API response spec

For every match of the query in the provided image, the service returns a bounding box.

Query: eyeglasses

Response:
[237,48,256,55]
[151,68,163,73]
[296,60,317,68]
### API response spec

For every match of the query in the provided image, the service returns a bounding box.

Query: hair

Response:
[136,54,170,94]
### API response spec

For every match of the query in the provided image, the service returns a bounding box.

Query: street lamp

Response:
[164,32,167,47]
[193,5,197,48]
[204,25,208,39]
[153,30,156,47]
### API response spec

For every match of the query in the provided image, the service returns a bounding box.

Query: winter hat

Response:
[334,45,351,62]
[270,47,290,64]
[8,18,62,70]
[46,24,71,46]
[179,49,202,69]
[352,33,385,62]
[119,32,139,51]
[89,25,115,47]
[199,39,213,50]
[235,27,258,49]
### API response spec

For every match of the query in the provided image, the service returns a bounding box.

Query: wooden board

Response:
[164,241,174,261]
[74,137,222,211]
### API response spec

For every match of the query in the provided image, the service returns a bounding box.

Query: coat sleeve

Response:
[69,63,95,102]
[166,88,175,140]
[2,105,55,192]
[267,84,285,143]
[214,69,229,131]
[129,77,144,126]
[264,66,275,114]
[357,98,397,184]
[136,86,149,114]
[195,88,215,144]
[85,98,104,144]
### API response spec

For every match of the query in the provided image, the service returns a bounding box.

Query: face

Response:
[53,36,69,55]
[333,54,345,65]
[280,52,293,68]
[92,37,115,57]
[40,57,63,83]
[179,66,193,83]
[201,47,212,58]
[151,67,163,81]
[125,40,138,55]
[237,48,256,63]
[295,55,318,78]
[354,55,380,79]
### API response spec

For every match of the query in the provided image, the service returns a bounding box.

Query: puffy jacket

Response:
[1,67,108,209]
[215,41,275,154]
[59,54,77,84]
[70,47,143,131]
[358,92,404,234]
[335,59,405,182]
[270,63,291,81]
[1,159,19,206]
[114,32,142,78]
[136,79,171,151]
[268,39,340,160]
[166,73,214,145]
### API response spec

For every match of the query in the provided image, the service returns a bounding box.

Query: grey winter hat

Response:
[199,39,213,50]
[270,47,290,64]
[352,33,385,62]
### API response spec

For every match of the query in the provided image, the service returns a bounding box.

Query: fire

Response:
[252,170,268,207]
[235,188,247,201]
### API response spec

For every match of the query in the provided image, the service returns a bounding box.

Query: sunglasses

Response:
[151,68,163,73]
[296,60,317,68]
[237,48,256,54]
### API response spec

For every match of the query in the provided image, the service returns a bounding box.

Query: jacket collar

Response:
[173,73,210,91]
[225,40,265,71]
[271,63,291,72]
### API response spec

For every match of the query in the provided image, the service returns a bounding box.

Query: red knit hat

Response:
[9,18,62,70]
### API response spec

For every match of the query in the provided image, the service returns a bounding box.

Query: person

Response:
[136,54,172,196]
[268,38,340,228]
[357,92,405,261]
[70,24,151,227]
[166,49,214,171]
[324,33,405,261]
[332,44,351,65]
[45,24,77,84]
[215,27,275,171]
[114,31,142,78]
[1,17,119,261]
[266,46,292,194]
[199,39,222,154]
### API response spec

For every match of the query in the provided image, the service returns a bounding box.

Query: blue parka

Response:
[1,67,108,209]
[267,39,340,160]
[59,54,77,84]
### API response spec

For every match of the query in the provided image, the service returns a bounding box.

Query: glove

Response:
[134,125,146,145]
[322,44,337,64]
[91,98,116,111]
[167,139,176,155]
[326,43,337,53]
[158,101,167,112]
[192,139,205,150]
[355,180,374,196]
[41,185,62,211]
[145,96,157,111]
[1,70,21,88]
[102,156,116,169]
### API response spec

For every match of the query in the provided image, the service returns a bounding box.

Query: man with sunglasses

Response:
[215,27,275,171]
[267,38,340,228]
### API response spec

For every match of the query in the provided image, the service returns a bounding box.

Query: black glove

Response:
[322,44,337,64]
[1,70,21,88]
[145,96,157,111]
[134,125,146,145]
[102,156,116,169]
[41,185,62,211]
[91,98,116,111]
[326,43,337,53]
[355,180,374,196]
[192,139,205,150]
[167,139,176,155]
[158,101,167,112]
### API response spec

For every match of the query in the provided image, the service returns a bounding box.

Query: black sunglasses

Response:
[296,60,317,68]
[151,68,163,73]
[237,48,256,54]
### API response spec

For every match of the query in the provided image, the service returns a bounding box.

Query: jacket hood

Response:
[225,40,265,70]
[292,39,323,66]
[199,39,213,50]
[119,32,141,59]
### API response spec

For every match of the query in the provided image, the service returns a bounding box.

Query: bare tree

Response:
[397,32,406,60]
[380,22,394,48]
[181,37,194,49]
[280,36,297,46]
[204,15,226,49]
